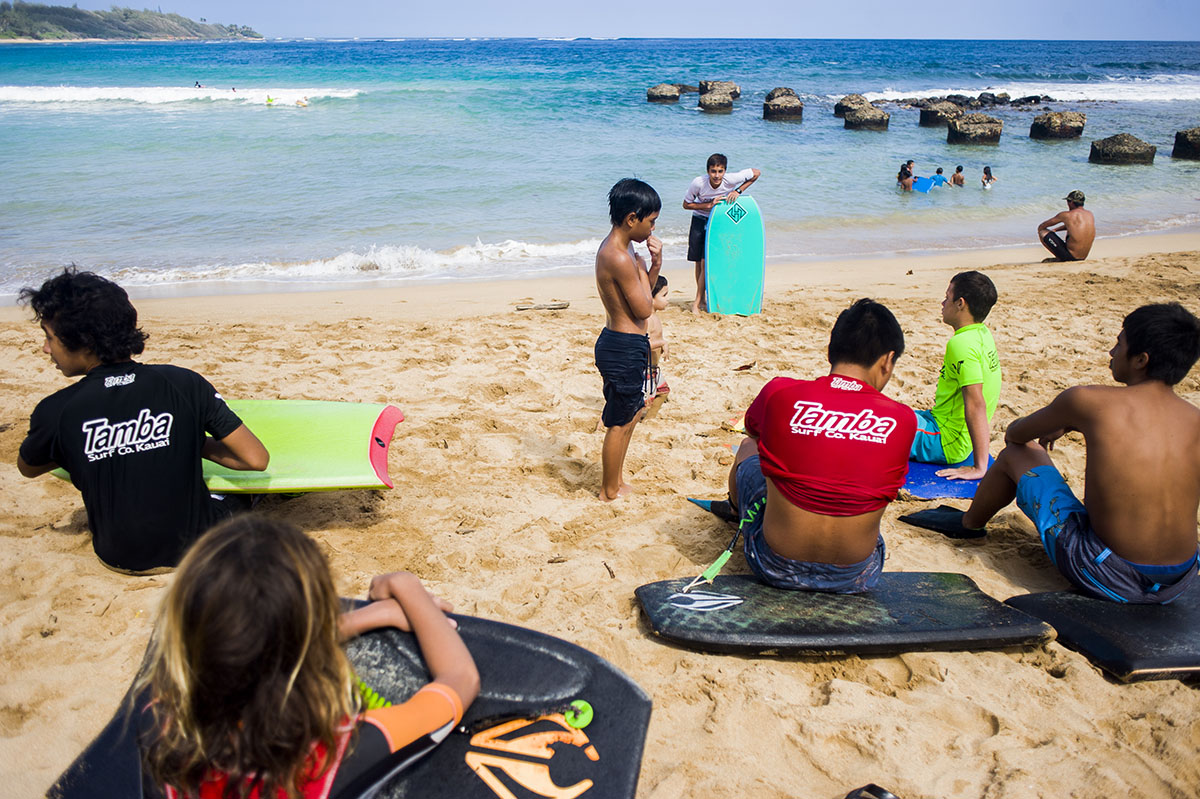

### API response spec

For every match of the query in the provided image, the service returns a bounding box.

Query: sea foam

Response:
[0,86,362,105]
[859,74,1200,103]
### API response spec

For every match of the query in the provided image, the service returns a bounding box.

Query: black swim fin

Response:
[845,785,903,799]
[898,505,987,539]
[687,497,740,523]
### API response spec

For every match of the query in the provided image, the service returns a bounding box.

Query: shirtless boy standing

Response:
[1037,190,1095,261]
[594,178,662,501]
[723,299,917,592]
[903,303,1200,603]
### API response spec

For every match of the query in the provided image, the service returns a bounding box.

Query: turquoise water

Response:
[2,38,1199,295]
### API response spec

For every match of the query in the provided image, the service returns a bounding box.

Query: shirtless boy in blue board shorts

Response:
[903,303,1200,603]
[594,178,663,501]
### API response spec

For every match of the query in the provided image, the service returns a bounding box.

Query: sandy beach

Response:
[2,230,1199,799]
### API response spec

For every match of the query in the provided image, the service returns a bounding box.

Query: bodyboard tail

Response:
[902,455,995,500]
[52,400,404,494]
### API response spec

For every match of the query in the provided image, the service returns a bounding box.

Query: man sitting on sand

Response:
[902,303,1200,603]
[911,271,1001,481]
[1037,190,1095,262]
[594,178,662,501]
[17,268,269,573]
[722,299,917,592]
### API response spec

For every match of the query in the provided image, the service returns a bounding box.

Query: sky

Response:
[65,0,1200,40]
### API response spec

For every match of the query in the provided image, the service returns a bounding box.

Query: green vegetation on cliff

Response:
[0,2,262,40]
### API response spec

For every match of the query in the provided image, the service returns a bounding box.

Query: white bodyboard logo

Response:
[668,590,744,612]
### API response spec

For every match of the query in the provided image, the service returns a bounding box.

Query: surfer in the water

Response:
[951,165,965,187]
[724,299,917,592]
[16,268,270,573]
[1037,189,1095,261]
[136,515,480,797]
[902,303,1200,604]
[682,153,761,313]
[594,178,663,500]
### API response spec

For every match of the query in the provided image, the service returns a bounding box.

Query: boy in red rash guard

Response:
[727,299,917,592]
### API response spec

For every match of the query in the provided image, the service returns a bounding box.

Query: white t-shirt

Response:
[684,168,755,218]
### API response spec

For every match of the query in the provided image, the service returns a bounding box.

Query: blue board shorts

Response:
[1015,465,1199,604]
[594,328,650,428]
[735,456,885,593]
[909,409,949,464]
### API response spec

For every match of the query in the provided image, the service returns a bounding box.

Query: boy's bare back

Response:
[1065,383,1200,563]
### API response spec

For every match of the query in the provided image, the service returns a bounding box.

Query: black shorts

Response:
[1042,230,1078,261]
[687,214,708,263]
[594,328,650,428]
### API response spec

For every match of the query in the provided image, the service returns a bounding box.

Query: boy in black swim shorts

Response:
[593,178,663,500]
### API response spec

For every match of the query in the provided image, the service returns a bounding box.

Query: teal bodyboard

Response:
[912,176,934,193]
[53,400,403,494]
[704,195,765,316]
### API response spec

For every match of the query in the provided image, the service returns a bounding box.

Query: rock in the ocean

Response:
[1030,111,1086,139]
[947,113,1003,144]
[1089,133,1156,164]
[919,101,963,127]
[844,105,889,130]
[647,83,681,103]
[1171,127,1200,160]
[699,80,740,99]
[834,93,870,117]
[765,87,798,103]
[763,92,803,120]
[699,92,734,113]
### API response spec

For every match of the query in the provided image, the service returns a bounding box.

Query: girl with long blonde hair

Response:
[136,515,479,799]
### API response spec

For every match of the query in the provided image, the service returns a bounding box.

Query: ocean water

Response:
[2,38,1199,296]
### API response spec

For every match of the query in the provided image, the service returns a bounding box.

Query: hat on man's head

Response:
[1064,190,1085,205]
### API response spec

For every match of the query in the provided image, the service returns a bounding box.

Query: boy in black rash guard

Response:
[17,268,269,573]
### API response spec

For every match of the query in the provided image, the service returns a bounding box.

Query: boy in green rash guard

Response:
[910,271,1001,480]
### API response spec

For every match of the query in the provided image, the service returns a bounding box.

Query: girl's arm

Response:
[342,572,480,706]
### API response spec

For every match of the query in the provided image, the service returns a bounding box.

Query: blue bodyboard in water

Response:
[911,176,934,193]
[903,456,995,500]
[705,195,765,316]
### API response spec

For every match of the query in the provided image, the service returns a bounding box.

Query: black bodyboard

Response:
[49,615,651,799]
[636,572,1054,656]
[1006,588,1200,682]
